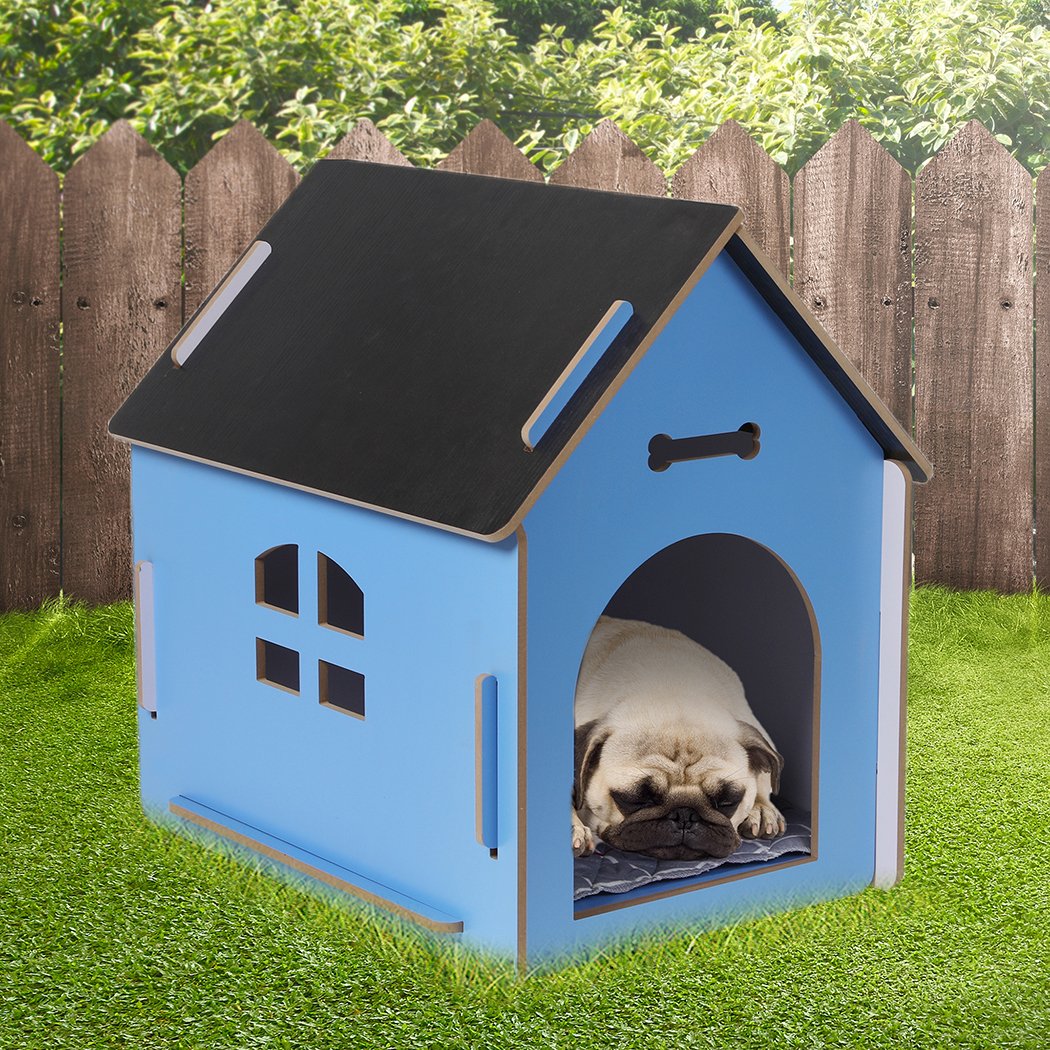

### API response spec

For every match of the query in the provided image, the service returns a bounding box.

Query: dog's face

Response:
[574,718,782,860]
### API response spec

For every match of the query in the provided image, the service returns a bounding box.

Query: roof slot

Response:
[522,299,633,450]
[171,239,272,367]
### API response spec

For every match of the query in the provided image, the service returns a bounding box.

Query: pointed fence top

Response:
[801,118,906,176]
[0,120,57,186]
[188,120,294,177]
[438,120,542,182]
[549,119,665,196]
[918,119,1030,182]
[672,118,788,275]
[64,119,179,194]
[71,119,164,161]
[184,121,299,315]
[327,119,410,166]
[673,119,768,184]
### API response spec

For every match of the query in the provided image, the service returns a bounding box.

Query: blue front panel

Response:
[524,252,886,962]
[131,447,519,954]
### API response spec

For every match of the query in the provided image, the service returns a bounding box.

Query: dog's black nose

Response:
[668,806,700,830]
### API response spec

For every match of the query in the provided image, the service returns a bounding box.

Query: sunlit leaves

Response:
[0,0,1048,175]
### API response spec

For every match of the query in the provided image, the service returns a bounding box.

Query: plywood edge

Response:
[873,459,913,889]
[133,560,157,714]
[169,797,463,934]
[475,674,486,845]
[727,228,932,484]
[171,239,271,367]
[506,209,745,542]
[474,672,498,846]
[515,523,529,975]
[521,299,634,450]
[108,436,511,543]
[895,461,914,884]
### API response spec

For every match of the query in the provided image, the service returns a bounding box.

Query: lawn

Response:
[0,589,1046,1049]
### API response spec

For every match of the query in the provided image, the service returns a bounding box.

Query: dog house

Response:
[109,160,930,968]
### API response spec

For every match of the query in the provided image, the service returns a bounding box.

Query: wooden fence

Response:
[0,115,1043,608]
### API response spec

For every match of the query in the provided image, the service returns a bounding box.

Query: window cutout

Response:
[318,553,364,636]
[256,638,300,695]
[319,660,365,719]
[256,544,299,615]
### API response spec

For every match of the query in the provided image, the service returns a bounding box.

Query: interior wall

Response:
[601,533,817,814]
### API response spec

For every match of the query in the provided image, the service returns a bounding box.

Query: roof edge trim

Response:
[494,205,747,540]
[725,229,932,484]
[112,434,513,542]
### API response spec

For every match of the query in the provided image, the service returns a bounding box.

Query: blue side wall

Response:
[523,251,887,963]
[131,446,520,954]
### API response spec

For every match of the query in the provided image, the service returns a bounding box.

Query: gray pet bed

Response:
[574,820,812,900]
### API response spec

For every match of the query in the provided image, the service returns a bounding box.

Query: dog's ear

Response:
[737,720,784,794]
[574,719,610,809]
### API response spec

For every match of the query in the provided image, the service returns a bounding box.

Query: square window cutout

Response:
[319,660,365,719]
[257,638,300,694]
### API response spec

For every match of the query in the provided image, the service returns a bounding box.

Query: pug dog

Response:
[572,616,785,860]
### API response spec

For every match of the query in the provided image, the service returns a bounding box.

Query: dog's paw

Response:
[572,810,596,857]
[740,799,786,839]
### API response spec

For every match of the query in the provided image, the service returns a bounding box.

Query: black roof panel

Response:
[110,161,740,536]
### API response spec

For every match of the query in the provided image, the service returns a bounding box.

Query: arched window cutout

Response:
[255,544,299,616]
[318,553,364,637]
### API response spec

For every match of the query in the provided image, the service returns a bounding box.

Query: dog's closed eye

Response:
[610,780,662,815]
[713,784,744,814]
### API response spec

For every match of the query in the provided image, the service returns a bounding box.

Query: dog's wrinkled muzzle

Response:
[604,808,741,860]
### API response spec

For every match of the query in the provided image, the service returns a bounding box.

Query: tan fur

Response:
[572,616,785,858]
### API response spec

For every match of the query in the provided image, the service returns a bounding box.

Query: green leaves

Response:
[0,0,1048,175]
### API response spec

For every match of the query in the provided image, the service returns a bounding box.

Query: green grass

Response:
[1,589,1047,1049]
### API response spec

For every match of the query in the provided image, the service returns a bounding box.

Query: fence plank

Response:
[437,120,542,181]
[184,121,299,315]
[327,119,410,165]
[793,120,912,426]
[548,119,665,195]
[1,117,1041,600]
[62,121,182,603]
[914,120,1033,591]
[1035,169,1050,589]
[671,119,789,276]
[0,122,60,610]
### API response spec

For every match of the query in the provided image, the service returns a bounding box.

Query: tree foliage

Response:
[1,0,1048,175]
[488,0,780,43]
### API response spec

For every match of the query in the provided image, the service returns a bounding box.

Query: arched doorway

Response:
[575,533,819,902]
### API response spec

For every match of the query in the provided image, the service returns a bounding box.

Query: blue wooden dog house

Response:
[110,160,930,968]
